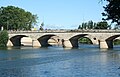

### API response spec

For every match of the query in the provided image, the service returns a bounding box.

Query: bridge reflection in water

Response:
[7,30,120,49]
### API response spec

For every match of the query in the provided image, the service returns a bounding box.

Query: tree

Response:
[88,20,94,29]
[39,22,44,30]
[0,6,38,30]
[0,30,8,47]
[102,0,120,25]
[78,21,94,29]
[95,21,108,29]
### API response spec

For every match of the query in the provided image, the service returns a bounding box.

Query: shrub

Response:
[0,30,9,47]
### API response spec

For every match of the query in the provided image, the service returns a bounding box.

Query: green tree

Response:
[102,0,120,25]
[78,25,82,29]
[95,21,108,29]
[78,22,89,29]
[88,21,94,29]
[0,6,38,30]
[39,22,44,30]
[0,30,8,47]
[78,20,95,29]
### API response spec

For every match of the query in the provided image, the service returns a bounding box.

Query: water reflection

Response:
[99,48,110,52]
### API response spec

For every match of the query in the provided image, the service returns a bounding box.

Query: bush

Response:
[114,39,120,45]
[0,30,9,47]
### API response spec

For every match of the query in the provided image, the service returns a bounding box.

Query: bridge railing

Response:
[7,29,120,33]
[67,29,120,33]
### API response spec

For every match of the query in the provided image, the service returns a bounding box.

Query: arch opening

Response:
[113,38,120,45]
[106,35,120,48]
[21,37,33,47]
[78,37,93,44]
[48,36,60,46]
[10,35,29,46]
[37,34,60,47]
[69,34,89,48]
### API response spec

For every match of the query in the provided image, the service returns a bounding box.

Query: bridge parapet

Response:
[7,29,120,33]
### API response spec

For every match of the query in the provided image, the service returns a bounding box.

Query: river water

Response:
[0,44,120,77]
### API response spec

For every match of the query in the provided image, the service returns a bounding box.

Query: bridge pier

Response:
[32,40,41,47]
[7,40,13,46]
[99,40,113,49]
[62,39,78,48]
[62,39,73,48]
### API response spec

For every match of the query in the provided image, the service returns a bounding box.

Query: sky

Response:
[0,0,106,29]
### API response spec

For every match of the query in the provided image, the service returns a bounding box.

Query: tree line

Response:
[78,21,110,29]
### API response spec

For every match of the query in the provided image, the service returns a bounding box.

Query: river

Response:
[0,44,120,77]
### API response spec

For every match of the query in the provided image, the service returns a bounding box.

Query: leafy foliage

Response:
[95,21,108,29]
[102,0,120,25]
[113,39,120,45]
[0,30,8,47]
[39,22,44,30]
[0,6,38,30]
[78,37,92,44]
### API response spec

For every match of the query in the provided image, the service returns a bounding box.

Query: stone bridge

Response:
[7,30,120,49]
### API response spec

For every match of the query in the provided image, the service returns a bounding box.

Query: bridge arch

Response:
[105,35,120,48]
[48,36,61,45]
[62,34,88,48]
[37,34,59,47]
[9,35,28,46]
